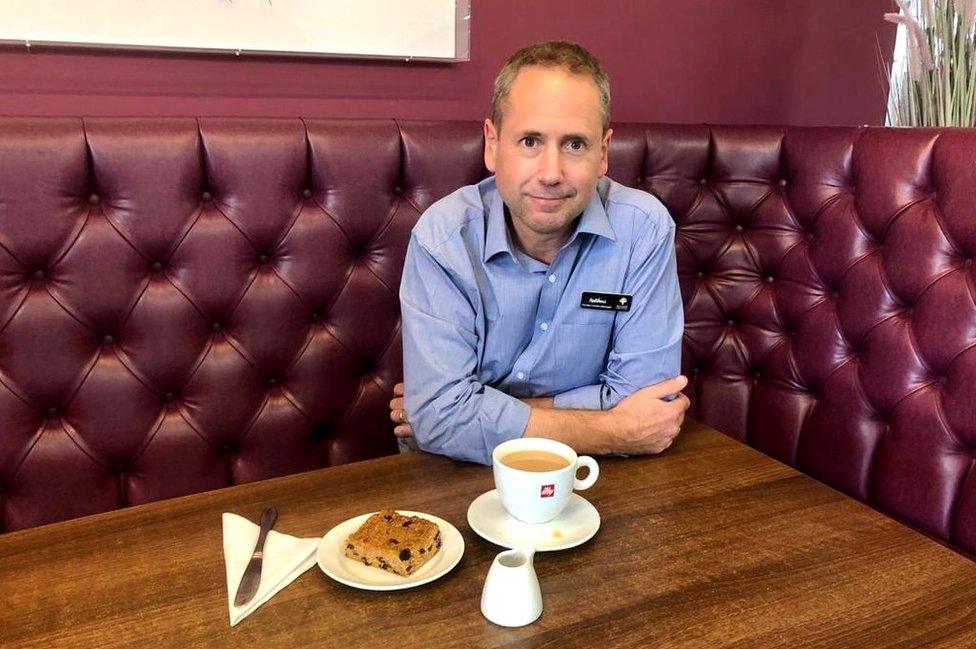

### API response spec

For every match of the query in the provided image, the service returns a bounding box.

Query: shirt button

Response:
[516,372,525,380]
[540,322,549,332]
[548,274,556,283]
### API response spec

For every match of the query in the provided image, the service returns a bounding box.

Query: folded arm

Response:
[398,216,688,464]
[399,235,533,464]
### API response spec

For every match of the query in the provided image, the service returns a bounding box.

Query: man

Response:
[391,41,688,465]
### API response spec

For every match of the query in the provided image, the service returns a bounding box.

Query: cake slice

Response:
[344,510,442,576]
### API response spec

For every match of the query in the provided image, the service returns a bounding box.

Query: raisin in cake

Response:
[344,510,442,576]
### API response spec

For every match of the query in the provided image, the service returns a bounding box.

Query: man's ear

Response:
[599,128,613,178]
[484,118,498,173]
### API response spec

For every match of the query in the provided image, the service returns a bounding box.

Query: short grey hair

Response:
[491,41,611,133]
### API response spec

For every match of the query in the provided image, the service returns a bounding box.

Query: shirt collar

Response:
[484,183,514,262]
[483,178,617,263]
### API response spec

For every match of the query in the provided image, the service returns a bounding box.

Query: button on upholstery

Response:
[696,271,705,278]
[310,311,321,322]
[32,270,44,280]
[47,407,59,418]
[201,191,211,201]
[302,188,312,199]
[211,322,223,332]
[151,261,163,272]
[268,377,280,387]
[102,335,114,345]
[735,224,744,232]
[88,193,100,205]
[699,178,707,185]
[258,253,270,264]
[393,185,404,195]
[312,422,331,440]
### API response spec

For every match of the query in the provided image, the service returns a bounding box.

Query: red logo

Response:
[540,484,555,498]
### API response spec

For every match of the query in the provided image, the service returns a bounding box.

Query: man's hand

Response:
[604,376,690,454]
[389,382,414,437]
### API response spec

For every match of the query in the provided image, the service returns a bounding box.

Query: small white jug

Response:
[480,546,542,627]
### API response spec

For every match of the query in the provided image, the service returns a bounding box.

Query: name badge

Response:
[580,291,632,312]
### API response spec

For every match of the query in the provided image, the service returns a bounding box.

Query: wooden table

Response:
[2,420,975,648]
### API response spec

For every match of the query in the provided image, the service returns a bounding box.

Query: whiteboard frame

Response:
[0,0,470,62]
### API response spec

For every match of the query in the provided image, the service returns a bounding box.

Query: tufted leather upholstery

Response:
[0,117,488,532]
[1,119,974,561]
[638,124,976,559]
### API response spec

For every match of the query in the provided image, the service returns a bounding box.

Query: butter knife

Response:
[234,506,278,607]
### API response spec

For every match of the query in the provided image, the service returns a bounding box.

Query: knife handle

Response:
[254,507,278,556]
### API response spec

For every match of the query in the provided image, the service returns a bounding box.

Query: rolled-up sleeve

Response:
[551,383,603,410]
[400,234,531,465]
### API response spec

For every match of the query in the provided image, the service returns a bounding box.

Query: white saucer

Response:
[466,490,600,552]
[317,511,464,591]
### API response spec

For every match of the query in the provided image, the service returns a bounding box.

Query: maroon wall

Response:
[0,0,895,126]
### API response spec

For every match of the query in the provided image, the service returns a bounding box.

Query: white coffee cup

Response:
[492,438,599,524]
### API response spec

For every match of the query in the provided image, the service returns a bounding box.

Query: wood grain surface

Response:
[1,420,974,648]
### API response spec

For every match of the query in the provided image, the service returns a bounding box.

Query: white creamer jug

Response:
[480,546,542,627]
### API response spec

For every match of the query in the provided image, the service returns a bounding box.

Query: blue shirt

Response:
[400,176,683,465]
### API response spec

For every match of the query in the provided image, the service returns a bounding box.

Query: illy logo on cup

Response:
[540,484,555,498]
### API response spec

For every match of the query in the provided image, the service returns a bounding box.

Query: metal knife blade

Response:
[234,506,278,607]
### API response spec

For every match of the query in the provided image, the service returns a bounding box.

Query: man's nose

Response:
[537,145,563,185]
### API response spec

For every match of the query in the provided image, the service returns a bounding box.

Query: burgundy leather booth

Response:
[1,119,974,561]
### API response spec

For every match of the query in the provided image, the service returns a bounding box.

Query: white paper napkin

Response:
[222,512,320,626]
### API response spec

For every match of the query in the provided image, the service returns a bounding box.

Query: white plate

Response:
[466,490,600,552]
[317,511,464,591]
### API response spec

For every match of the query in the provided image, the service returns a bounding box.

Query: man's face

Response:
[484,66,612,249]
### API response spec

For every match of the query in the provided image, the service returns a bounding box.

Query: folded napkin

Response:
[222,512,319,626]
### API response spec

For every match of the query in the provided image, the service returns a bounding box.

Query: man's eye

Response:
[567,140,585,151]
[521,137,538,148]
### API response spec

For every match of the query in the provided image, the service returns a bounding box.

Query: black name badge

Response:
[581,291,632,312]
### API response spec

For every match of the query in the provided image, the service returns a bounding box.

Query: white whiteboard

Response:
[0,0,470,61]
